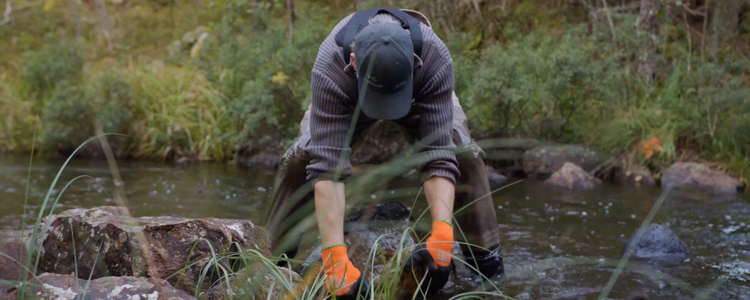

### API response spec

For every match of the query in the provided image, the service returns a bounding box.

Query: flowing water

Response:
[1,154,749,299]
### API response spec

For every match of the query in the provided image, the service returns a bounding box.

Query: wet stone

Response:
[623,224,688,264]
[35,206,270,295]
[522,145,606,179]
[661,162,745,195]
[544,162,602,190]
[302,201,420,299]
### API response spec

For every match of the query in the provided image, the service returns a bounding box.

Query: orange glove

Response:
[425,220,454,267]
[321,244,362,296]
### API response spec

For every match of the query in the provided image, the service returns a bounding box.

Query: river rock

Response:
[523,145,605,179]
[0,273,194,300]
[35,206,270,295]
[206,264,301,300]
[623,224,688,264]
[661,162,744,194]
[301,202,420,299]
[615,164,656,186]
[544,162,602,190]
[0,230,30,282]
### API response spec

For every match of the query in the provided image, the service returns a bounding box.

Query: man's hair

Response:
[349,13,406,52]
[369,13,400,25]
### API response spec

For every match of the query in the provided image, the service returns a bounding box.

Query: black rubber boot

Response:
[462,245,505,280]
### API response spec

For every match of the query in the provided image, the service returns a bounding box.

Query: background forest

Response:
[1,0,749,180]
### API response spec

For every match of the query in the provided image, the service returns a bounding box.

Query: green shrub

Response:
[22,41,84,95]
[0,82,37,151]
[39,70,134,156]
[40,82,92,154]
[458,26,621,141]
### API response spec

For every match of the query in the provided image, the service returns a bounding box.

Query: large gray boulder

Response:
[623,224,688,264]
[0,273,194,300]
[661,162,744,194]
[544,162,602,190]
[34,206,270,295]
[523,145,605,179]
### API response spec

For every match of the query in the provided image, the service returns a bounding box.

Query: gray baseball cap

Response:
[354,23,414,120]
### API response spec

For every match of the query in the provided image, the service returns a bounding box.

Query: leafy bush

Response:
[458,26,621,141]
[40,82,91,154]
[0,82,36,151]
[39,70,134,156]
[22,41,84,95]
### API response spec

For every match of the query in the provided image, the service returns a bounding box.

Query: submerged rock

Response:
[0,273,194,300]
[207,264,301,300]
[0,230,30,282]
[35,206,270,295]
[661,162,744,194]
[623,224,688,264]
[523,145,605,179]
[544,162,602,190]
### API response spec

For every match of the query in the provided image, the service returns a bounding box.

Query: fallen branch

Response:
[0,1,10,26]
[601,0,618,43]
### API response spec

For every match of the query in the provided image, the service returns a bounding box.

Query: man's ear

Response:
[350,53,356,69]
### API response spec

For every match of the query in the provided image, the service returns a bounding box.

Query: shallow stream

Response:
[1,154,748,299]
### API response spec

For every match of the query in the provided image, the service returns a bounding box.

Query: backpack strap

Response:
[335,6,423,64]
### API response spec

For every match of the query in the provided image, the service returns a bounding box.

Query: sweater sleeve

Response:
[414,62,460,184]
[305,70,354,183]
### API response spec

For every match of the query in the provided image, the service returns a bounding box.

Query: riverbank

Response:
[2,0,749,179]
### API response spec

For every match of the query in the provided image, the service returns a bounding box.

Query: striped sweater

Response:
[306,12,460,184]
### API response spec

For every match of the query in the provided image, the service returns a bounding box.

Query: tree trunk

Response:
[636,0,661,82]
[287,0,295,44]
[710,0,744,58]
